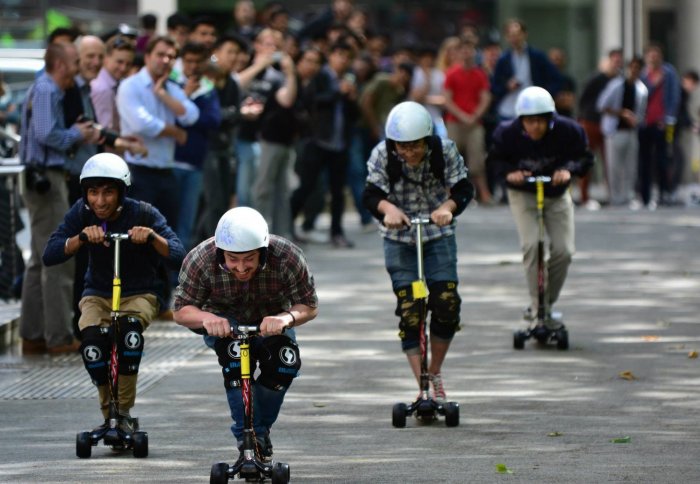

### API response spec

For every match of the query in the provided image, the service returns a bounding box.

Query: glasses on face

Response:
[395,140,425,151]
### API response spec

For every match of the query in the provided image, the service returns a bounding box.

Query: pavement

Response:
[1,204,699,483]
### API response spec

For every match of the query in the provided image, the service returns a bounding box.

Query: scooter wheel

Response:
[210,462,229,484]
[444,402,459,427]
[76,431,92,458]
[132,431,148,458]
[392,402,407,428]
[556,328,569,350]
[513,331,526,350]
[271,462,290,484]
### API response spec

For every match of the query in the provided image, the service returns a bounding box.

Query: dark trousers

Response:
[290,143,348,236]
[638,125,673,205]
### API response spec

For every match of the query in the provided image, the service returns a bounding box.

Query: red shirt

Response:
[443,64,490,123]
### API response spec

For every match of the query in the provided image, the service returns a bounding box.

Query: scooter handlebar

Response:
[525,176,552,184]
[78,232,151,242]
[409,216,433,225]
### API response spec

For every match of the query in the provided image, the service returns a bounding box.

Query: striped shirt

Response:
[174,235,318,323]
[19,72,83,168]
[365,138,468,244]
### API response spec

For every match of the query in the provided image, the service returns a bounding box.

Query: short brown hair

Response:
[145,35,177,55]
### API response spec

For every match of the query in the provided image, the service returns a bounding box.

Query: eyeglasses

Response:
[395,140,425,151]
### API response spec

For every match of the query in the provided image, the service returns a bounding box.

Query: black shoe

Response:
[92,419,109,433]
[256,433,273,462]
[117,414,136,434]
[331,234,354,248]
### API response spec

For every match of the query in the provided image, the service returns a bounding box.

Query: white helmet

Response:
[80,152,132,187]
[515,86,556,117]
[385,101,433,142]
[215,207,269,252]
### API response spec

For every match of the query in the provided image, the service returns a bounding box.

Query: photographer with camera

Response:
[18,42,98,354]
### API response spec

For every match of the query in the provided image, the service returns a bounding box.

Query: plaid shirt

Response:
[174,235,318,323]
[366,138,468,244]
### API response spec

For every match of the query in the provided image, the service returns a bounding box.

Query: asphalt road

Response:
[1,205,699,483]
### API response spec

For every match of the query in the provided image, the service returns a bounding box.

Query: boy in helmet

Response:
[362,101,474,402]
[173,207,318,461]
[43,152,185,434]
[486,86,592,326]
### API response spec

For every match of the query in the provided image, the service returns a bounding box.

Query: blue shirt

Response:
[116,67,199,169]
[42,198,186,308]
[19,72,83,168]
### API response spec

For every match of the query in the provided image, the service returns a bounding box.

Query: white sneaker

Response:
[584,199,601,211]
[628,199,642,211]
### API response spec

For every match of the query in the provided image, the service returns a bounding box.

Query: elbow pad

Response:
[362,183,389,221]
[449,178,474,216]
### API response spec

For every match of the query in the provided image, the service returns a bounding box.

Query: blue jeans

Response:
[204,327,297,442]
[172,166,203,250]
[383,235,458,290]
[234,138,260,208]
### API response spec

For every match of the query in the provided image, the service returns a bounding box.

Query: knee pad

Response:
[80,326,111,386]
[428,281,461,340]
[395,286,423,350]
[255,335,301,391]
[116,316,144,375]
[214,337,242,390]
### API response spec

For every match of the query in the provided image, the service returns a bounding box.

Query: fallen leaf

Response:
[641,335,660,342]
[495,463,513,474]
[610,436,631,443]
[547,431,563,437]
[688,351,698,359]
[618,370,637,381]
[312,402,326,407]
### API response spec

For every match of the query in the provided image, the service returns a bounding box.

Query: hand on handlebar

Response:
[382,206,411,230]
[128,226,155,245]
[79,225,107,245]
[260,315,291,337]
[430,208,453,227]
[202,316,233,338]
[506,170,532,185]
[551,169,571,186]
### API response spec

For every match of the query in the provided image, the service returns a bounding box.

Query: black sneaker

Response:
[256,433,273,462]
[91,419,109,433]
[117,415,136,434]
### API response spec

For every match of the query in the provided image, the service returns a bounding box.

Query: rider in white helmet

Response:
[487,85,592,325]
[43,152,185,437]
[173,206,318,461]
[363,100,474,403]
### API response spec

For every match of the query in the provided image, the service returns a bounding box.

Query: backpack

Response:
[385,135,445,192]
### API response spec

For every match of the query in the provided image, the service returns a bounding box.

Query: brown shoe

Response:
[47,339,81,354]
[156,309,174,321]
[22,338,47,354]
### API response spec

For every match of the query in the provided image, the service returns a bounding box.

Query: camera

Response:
[271,51,283,63]
[25,166,51,194]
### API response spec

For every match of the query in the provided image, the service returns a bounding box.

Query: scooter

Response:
[513,177,569,350]
[210,324,290,484]
[391,217,460,428]
[76,232,149,458]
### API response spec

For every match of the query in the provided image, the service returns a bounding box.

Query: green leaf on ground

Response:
[495,463,513,474]
[610,436,631,443]
[548,431,563,437]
